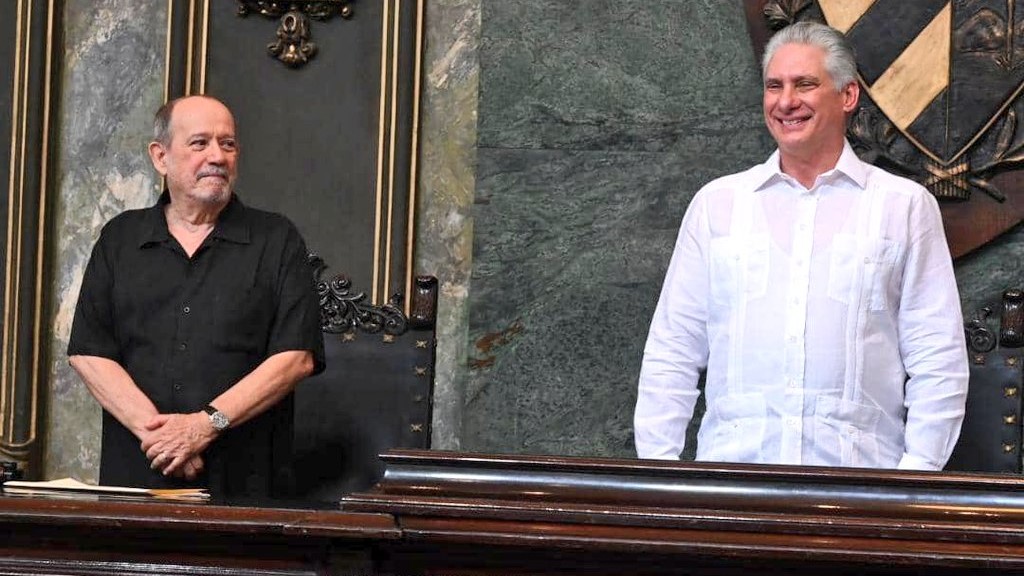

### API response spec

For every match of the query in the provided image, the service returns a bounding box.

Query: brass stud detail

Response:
[414,366,427,376]
[416,340,428,349]
[410,423,423,433]
[973,354,987,365]
[1006,387,1019,397]
[1005,414,1019,425]
[382,334,395,344]
[342,331,356,342]
[1008,356,1019,367]
[1004,443,1017,454]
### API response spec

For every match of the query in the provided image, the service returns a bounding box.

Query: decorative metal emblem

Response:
[236,1,355,68]
[750,0,1024,258]
[309,254,409,335]
[966,305,998,354]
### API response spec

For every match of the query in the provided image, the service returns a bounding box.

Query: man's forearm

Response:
[207,349,315,429]
[68,354,160,438]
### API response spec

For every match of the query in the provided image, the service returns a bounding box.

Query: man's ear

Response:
[842,81,860,113]
[148,141,168,176]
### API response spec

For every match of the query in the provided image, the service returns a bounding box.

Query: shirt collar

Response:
[138,190,251,248]
[752,139,868,192]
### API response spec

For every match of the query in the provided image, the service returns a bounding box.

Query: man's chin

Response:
[771,130,810,150]
[192,186,232,204]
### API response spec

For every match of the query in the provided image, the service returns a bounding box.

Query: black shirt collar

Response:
[139,190,251,248]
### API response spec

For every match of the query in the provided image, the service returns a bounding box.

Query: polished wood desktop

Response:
[3,451,1024,575]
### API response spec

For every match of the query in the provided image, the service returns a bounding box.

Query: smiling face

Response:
[148,96,239,209]
[763,42,858,169]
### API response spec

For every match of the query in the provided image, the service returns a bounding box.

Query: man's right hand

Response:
[141,412,217,479]
[139,423,206,481]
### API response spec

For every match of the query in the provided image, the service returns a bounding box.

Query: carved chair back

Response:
[286,255,438,499]
[946,290,1024,473]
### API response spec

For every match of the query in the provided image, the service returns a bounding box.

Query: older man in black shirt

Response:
[68,95,324,497]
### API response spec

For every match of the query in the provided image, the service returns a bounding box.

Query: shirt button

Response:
[787,379,798,388]
[863,257,871,264]
[179,342,188,351]
[173,382,182,391]
[183,305,191,314]
[788,335,797,343]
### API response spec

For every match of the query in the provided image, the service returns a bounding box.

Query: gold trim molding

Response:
[236,0,355,68]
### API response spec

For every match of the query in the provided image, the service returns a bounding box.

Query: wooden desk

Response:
[6,452,1024,575]
[346,450,1024,575]
[0,493,397,575]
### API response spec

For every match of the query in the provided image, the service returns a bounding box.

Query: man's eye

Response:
[190,140,207,149]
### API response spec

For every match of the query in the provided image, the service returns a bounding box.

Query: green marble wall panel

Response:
[465,0,774,456]
[45,0,166,481]
[957,228,1024,312]
[414,0,480,451]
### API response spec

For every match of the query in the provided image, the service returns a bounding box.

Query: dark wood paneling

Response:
[343,450,1024,573]
[0,493,395,575]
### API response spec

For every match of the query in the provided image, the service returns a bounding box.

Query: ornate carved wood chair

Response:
[285,255,438,499]
[946,290,1024,473]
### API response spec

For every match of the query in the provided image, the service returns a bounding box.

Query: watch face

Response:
[210,411,229,431]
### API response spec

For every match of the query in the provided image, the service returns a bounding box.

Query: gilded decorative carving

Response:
[309,254,409,335]
[236,1,355,68]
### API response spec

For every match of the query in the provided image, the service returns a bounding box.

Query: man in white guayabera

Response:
[634,22,968,470]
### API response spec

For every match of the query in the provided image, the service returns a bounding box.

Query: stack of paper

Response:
[2,477,209,500]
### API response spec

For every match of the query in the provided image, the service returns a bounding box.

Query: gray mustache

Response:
[197,167,229,179]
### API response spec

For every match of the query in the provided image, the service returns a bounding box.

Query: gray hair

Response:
[152,95,227,146]
[762,21,857,92]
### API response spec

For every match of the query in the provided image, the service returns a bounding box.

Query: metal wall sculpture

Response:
[236,1,355,68]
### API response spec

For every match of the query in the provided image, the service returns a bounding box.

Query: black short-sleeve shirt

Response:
[68,192,325,497]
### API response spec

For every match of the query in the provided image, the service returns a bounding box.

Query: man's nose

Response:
[778,85,799,110]
[206,143,227,163]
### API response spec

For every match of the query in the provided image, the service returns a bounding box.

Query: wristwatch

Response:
[203,405,230,432]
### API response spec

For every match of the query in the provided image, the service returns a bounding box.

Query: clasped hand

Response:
[140,412,216,481]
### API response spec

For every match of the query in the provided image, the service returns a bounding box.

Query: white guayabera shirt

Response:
[635,142,969,470]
